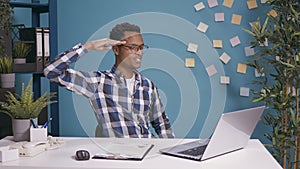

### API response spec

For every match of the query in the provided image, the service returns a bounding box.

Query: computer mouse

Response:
[75,150,90,161]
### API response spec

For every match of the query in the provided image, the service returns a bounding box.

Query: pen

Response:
[42,118,52,128]
[30,118,38,128]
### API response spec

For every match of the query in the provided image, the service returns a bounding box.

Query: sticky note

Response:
[247,0,258,9]
[220,76,230,84]
[194,2,205,11]
[206,64,218,77]
[237,63,247,74]
[223,0,234,8]
[259,38,268,46]
[213,40,223,48]
[185,58,195,67]
[255,68,265,77]
[231,14,242,25]
[207,0,218,8]
[187,43,198,53]
[268,9,278,17]
[215,13,225,22]
[244,46,255,56]
[197,22,209,33]
[261,0,267,3]
[230,36,241,47]
[219,52,231,64]
[240,87,250,97]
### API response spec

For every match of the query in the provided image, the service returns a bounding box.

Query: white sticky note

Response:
[207,0,218,8]
[220,76,230,84]
[187,43,198,53]
[219,52,231,64]
[197,22,209,33]
[255,68,265,77]
[244,46,255,56]
[206,64,218,77]
[230,36,241,47]
[240,87,250,97]
[194,2,205,11]
[215,13,225,22]
[261,0,267,3]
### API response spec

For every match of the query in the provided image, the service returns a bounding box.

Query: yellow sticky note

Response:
[231,14,242,25]
[213,40,223,48]
[268,9,278,18]
[223,0,234,8]
[185,58,195,67]
[237,63,247,74]
[247,0,258,9]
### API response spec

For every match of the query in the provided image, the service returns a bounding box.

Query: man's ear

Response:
[112,46,119,56]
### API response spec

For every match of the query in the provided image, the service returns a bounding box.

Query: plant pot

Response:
[13,58,26,64]
[12,119,31,141]
[0,73,15,88]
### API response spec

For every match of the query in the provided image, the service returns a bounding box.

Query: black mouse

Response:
[75,150,90,161]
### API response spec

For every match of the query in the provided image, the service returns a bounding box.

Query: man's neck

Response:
[116,66,134,79]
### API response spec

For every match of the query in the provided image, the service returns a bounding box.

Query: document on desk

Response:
[92,143,154,161]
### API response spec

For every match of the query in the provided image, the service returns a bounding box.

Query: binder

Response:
[42,28,50,68]
[19,28,43,72]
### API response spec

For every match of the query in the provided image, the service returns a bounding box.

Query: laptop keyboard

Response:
[178,145,207,156]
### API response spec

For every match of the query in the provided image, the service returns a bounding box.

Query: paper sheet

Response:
[230,36,241,47]
[237,63,247,74]
[223,0,234,8]
[197,22,209,33]
[219,52,231,64]
[231,14,242,25]
[185,58,195,67]
[215,13,225,22]
[206,64,218,77]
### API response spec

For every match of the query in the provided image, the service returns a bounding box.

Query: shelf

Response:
[9,2,49,13]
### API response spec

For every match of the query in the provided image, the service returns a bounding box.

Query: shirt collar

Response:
[109,65,141,82]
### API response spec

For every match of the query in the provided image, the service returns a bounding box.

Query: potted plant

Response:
[13,41,31,64]
[243,0,299,169]
[0,79,57,141]
[0,57,15,88]
[0,0,14,56]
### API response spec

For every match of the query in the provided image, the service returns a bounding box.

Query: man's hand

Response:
[83,38,126,51]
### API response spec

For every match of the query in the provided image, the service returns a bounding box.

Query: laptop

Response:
[159,106,265,161]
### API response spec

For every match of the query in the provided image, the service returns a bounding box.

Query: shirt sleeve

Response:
[43,43,99,98]
[150,86,175,138]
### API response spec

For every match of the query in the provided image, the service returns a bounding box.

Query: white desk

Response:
[0,137,282,169]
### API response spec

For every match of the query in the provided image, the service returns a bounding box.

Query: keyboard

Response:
[178,145,207,156]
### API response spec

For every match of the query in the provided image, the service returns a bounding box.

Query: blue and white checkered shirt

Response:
[44,44,175,138]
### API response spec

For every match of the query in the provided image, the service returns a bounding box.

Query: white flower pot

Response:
[0,73,15,88]
[14,58,26,64]
[12,119,31,141]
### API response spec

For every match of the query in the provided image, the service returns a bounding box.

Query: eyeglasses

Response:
[120,44,149,53]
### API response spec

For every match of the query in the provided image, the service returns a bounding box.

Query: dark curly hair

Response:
[109,22,141,40]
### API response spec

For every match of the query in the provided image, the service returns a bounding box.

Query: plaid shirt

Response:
[44,44,175,138]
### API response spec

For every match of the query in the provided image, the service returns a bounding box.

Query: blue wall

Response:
[13,0,270,140]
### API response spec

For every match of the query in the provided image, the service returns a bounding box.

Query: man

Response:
[44,22,175,138]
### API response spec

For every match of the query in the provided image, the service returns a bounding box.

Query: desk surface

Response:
[0,137,282,169]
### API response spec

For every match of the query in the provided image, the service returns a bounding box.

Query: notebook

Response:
[159,106,265,161]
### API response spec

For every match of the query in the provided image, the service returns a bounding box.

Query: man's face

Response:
[116,31,144,70]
